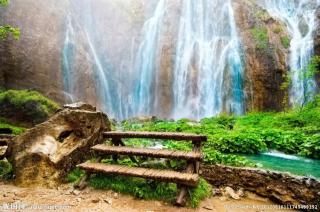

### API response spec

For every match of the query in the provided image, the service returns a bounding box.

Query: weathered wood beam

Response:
[77,162,199,187]
[92,145,202,161]
[104,131,207,142]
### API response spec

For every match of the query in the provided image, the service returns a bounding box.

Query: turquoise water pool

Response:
[244,151,320,179]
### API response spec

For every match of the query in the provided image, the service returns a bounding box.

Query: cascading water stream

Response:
[61,13,76,102]
[62,0,245,120]
[132,0,166,116]
[172,0,244,120]
[264,0,320,106]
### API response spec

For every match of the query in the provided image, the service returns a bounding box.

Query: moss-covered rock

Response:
[0,89,60,126]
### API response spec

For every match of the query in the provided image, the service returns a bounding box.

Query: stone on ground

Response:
[6,102,111,187]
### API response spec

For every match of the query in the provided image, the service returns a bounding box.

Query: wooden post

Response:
[74,156,102,190]
[192,140,202,174]
[111,138,121,162]
[176,139,202,206]
[176,162,194,206]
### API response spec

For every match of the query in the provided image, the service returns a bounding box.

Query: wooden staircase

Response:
[77,131,207,206]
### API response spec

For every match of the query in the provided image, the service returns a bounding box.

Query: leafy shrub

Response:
[0,90,60,125]
[214,131,267,154]
[300,134,320,159]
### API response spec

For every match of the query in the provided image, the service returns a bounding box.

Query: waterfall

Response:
[64,0,120,118]
[172,0,244,119]
[62,0,245,120]
[264,0,320,106]
[61,14,75,102]
[132,0,166,116]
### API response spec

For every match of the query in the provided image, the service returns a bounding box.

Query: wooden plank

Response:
[77,162,199,187]
[110,138,138,163]
[92,145,202,161]
[103,131,207,142]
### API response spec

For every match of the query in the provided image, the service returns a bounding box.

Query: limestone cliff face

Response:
[0,0,67,103]
[233,0,289,111]
[0,0,148,108]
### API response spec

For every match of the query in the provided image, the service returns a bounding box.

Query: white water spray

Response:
[172,0,244,119]
[264,0,320,106]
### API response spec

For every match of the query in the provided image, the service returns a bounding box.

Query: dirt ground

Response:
[0,182,297,212]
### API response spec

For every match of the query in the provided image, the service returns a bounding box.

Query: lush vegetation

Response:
[0,0,20,40]
[0,90,60,125]
[67,167,211,208]
[0,118,25,134]
[122,95,320,160]
[251,26,269,50]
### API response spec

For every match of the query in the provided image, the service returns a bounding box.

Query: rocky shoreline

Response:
[201,164,320,208]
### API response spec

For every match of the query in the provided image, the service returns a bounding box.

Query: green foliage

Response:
[300,134,320,159]
[0,0,8,6]
[0,160,13,180]
[281,36,290,49]
[89,174,210,207]
[0,25,20,40]
[0,118,25,134]
[66,168,85,183]
[0,0,20,41]
[0,90,60,124]
[188,178,212,208]
[251,27,269,50]
[122,95,320,160]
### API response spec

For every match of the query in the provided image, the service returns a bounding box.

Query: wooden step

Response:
[77,162,199,187]
[92,144,202,161]
[103,131,207,142]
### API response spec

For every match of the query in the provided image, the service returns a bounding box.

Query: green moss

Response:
[0,118,25,135]
[281,36,290,48]
[273,27,282,34]
[251,27,269,50]
[255,10,269,22]
[0,90,60,125]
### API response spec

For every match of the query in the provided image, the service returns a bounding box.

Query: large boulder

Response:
[6,103,111,187]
